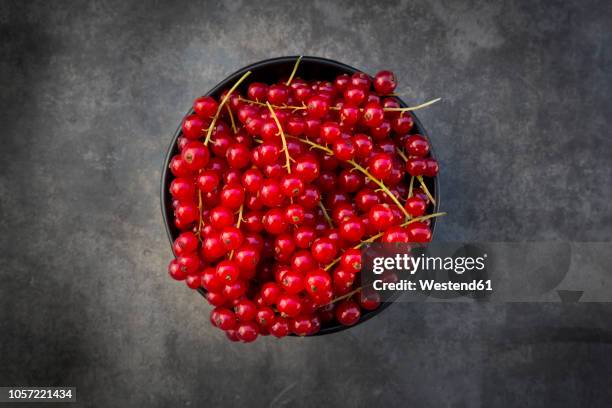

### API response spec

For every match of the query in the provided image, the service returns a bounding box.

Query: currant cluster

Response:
[167,59,441,342]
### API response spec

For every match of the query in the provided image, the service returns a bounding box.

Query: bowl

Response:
[161,56,440,335]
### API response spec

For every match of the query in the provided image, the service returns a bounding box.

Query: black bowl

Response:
[161,56,440,335]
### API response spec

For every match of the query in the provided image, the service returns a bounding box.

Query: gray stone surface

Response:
[1,0,611,407]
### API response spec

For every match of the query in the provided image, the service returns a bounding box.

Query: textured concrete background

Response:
[1,0,611,407]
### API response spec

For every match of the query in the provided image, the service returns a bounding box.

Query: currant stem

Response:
[225,104,237,133]
[239,97,441,113]
[396,148,408,162]
[204,70,252,145]
[327,286,363,305]
[197,190,203,242]
[266,102,292,174]
[240,97,306,112]
[286,135,409,221]
[417,175,436,205]
[229,204,245,260]
[347,160,411,220]
[285,56,302,86]
[408,176,415,198]
[318,202,334,228]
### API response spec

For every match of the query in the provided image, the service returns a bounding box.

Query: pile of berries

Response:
[166,59,441,342]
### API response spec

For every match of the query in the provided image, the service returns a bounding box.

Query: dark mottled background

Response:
[1,0,611,407]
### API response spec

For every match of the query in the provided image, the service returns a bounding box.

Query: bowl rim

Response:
[160,55,441,336]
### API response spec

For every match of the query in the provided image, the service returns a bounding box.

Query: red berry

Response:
[339,217,365,242]
[291,250,316,273]
[368,153,393,179]
[311,238,338,264]
[170,178,195,201]
[406,221,432,242]
[305,268,332,296]
[276,293,302,317]
[182,114,206,139]
[216,260,240,283]
[193,96,218,119]
[269,316,290,337]
[340,248,362,274]
[306,95,329,119]
[173,232,199,256]
[335,299,361,326]
[247,82,268,102]
[373,70,397,94]
[210,307,236,330]
[237,321,259,342]
[168,259,187,281]
[333,138,356,161]
[405,134,430,157]
[362,102,384,127]
[234,298,257,322]
[405,196,427,217]
[182,141,210,171]
[197,170,220,193]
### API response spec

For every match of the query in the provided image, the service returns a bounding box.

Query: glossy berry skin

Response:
[220,185,245,209]
[358,290,381,311]
[267,84,289,105]
[194,96,218,119]
[210,307,236,330]
[369,204,396,231]
[234,298,258,322]
[305,268,332,296]
[173,232,199,256]
[362,102,385,128]
[405,196,427,217]
[320,122,342,144]
[311,238,337,264]
[280,175,305,197]
[261,282,282,305]
[256,307,275,327]
[291,250,317,273]
[182,142,210,171]
[335,300,361,326]
[293,154,320,182]
[393,114,414,135]
[247,82,268,102]
[237,322,259,342]
[368,153,393,180]
[343,86,366,106]
[373,70,397,94]
[406,158,427,176]
[340,248,362,274]
[333,139,355,161]
[170,178,195,201]
[351,72,371,90]
[285,204,305,225]
[424,159,439,177]
[197,170,220,193]
[405,134,430,157]
[263,209,288,234]
[339,217,365,242]
[280,269,304,294]
[168,259,187,281]
[276,293,302,318]
[216,260,240,283]
[306,95,329,119]
[269,316,290,337]
[182,114,206,139]
[226,143,251,169]
[406,221,432,242]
